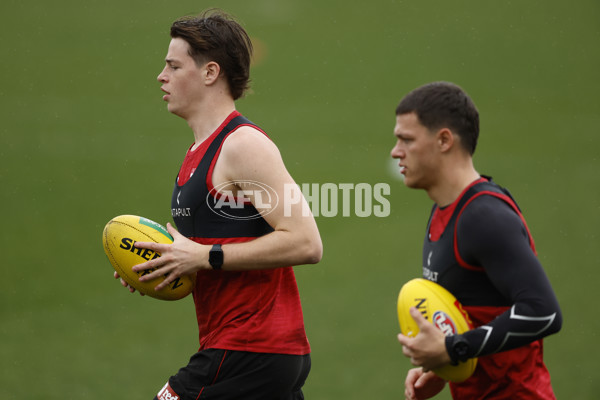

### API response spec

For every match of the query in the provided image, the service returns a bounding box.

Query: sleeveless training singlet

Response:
[171,111,310,355]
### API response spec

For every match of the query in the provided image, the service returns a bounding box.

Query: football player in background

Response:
[391,82,562,399]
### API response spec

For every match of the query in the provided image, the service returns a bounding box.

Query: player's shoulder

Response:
[219,124,283,174]
[463,191,518,216]
[223,124,276,153]
[459,192,524,232]
[466,190,514,210]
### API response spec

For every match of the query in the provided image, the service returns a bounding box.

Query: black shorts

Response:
[154,349,311,400]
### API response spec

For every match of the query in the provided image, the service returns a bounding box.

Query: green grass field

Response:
[1,0,599,398]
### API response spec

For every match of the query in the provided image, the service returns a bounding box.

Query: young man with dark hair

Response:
[392,82,562,399]
[115,10,322,399]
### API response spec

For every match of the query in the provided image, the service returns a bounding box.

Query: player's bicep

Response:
[218,128,313,230]
[457,197,557,312]
[458,197,530,263]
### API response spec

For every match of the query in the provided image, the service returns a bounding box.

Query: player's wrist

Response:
[209,244,224,270]
[445,335,470,366]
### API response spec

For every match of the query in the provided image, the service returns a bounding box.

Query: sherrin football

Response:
[397,278,477,382]
[102,215,194,300]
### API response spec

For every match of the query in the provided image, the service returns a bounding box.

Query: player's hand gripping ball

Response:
[397,278,477,382]
[102,215,194,300]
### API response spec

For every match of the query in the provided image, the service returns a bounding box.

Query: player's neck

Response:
[427,160,480,207]
[186,95,236,149]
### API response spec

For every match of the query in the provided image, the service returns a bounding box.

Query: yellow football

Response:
[397,278,477,382]
[102,215,194,301]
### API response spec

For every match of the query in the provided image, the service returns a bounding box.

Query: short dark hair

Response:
[170,9,253,100]
[395,82,479,155]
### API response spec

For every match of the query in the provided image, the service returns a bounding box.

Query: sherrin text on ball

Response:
[102,215,194,300]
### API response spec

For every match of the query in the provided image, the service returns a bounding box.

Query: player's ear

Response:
[437,128,455,153]
[204,61,221,85]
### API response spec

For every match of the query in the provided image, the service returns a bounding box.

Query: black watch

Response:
[446,335,470,365]
[209,244,224,270]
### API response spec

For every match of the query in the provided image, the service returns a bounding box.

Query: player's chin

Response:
[403,175,425,190]
[169,105,186,118]
[402,176,417,188]
[165,101,177,112]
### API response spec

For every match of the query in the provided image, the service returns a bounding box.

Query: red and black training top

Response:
[171,111,310,356]
[172,112,273,238]
[422,176,562,399]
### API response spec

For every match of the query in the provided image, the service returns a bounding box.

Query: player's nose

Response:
[391,142,404,159]
[157,67,168,83]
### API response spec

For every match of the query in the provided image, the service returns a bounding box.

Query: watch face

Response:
[210,245,223,269]
[454,341,469,360]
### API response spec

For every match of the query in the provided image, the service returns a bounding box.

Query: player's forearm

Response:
[220,228,323,271]
[454,299,562,361]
